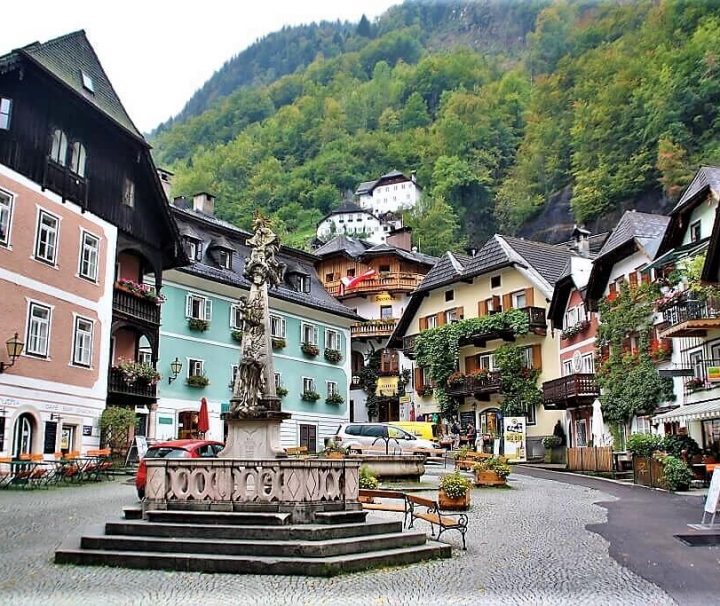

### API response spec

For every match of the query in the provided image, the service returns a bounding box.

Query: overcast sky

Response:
[6,0,398,132]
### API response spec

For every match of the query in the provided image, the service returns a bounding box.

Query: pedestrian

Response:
[451,419,461,449]
[466,423,477,451]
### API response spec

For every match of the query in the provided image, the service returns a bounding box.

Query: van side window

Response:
[361,425,385,438]
[345,425,362,436]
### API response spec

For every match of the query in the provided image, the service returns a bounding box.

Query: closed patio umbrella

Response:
[198,398,210,436]
[591,399,606,446]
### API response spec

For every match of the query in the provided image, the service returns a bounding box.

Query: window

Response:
[268,315,286,339]
[379,264,390,273]
[0,97,12,130]
[188,359,204,378]
[562,359,574,376]
[34,211,59,264]
[231,364,239,385]
[72,317,93,367]
[217,249,231,269]
[635,416,652,435]
[26,302,51,357]
[122,177,135,208]
[425,315,437,330]
[346,268,355,278]
[230,304,243,329]
[299,424,317,453]
[575,419,588,447]
[445,308,459,324]
[274,372,282,389]
[0,189,13,246]
[303,377,316,393]
[479,354,494,370]
[690,220,701,243]
[526,404,537,425]
[138,348,152,365]
[299,275,311,293]
[581,354,595,374]
[325,272,334,282]
[186,294,212,320]
[690,350,704,379]
[79,231,99,281]
[69,142,87,177]
[81,70,94,93]
[521,347,533,369]
[301,323,317,345]
[491,275,501,288]
[512,291,527,309]
[445,290,454,302]
[185,238,202,261]
[327,381,338,397]
[50,129,68,165]
[565,307,579,329]
[325,329,340,351]
[380,305,393,320]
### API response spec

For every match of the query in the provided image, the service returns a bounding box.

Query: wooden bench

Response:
[359,489,410,526]
[406,494,468,550]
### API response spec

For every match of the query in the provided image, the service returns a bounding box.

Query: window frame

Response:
[380,305,393,320]
[445,290,454,302]
[270,315,286,338]
[512,290,527,309]
[187,358,205,378]
[301,322,317,346]
[0,97,12,130]
[325,328,340,351]
[122,176,135,208]
[0,188,14,247]
[302,377,316,393]
[50,129,69,166]
[186,294,212,321]
[425,315,437,330]
[217,249,232,269]
[490,275,502,288]
[229,303,243,329]
[69,141,87,177]
[71,315,94,367]
[327,381,338,397]
[78,230,100,282]
[25,301,52,358]
[690,220,702,243]
[34,210,60,265]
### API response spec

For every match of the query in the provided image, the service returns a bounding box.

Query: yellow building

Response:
[390,235,577,459]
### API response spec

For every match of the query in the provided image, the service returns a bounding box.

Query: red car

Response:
[135,439,224,499]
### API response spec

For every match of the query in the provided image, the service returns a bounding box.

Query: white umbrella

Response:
[591,399,606,446]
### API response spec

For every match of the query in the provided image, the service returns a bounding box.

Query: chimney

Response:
[192,192,215,216]
[156,168,173,200]
[465,246,478,258]
[386,226,412,251]
[571,225,591,257]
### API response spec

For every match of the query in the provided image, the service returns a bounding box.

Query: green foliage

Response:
[682,254,720,301]
[324,348,342,364]
[494,344,543,417]
[662,434,701,458]
[187,374,210,388]
[326,392,344,405]
[656,453,693,491]
[301,390,320,402]
[188,318,209,331]
[626,433,663,457]
[359,464,380,490]
[323,439,348,455]
[439,471,473,498]
[543,435,562,449]
[99,407,137,452]
[472,457,512,479]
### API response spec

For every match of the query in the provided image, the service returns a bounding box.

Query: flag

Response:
[340,269,376,293]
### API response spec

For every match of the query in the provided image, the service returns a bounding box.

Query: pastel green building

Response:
[155,194,356,452]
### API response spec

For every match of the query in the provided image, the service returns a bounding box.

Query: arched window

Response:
[70,142,87,176]
[12,413,35,458]
[50,129,68,165]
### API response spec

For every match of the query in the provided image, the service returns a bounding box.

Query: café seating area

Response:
[0,449,113,489]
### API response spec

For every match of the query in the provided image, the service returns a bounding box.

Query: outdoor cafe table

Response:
[1,460,50,488]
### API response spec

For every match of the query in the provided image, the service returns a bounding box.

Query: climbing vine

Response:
[494,344,543,416]
[359,350,381,419]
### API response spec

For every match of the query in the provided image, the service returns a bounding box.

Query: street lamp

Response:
[168,357,183,384]
[0,333,24,373]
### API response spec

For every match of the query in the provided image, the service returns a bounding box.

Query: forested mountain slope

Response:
[151,0,720,254]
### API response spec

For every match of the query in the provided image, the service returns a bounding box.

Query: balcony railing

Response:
[351,319,398,339]
[43,158,89,209]
[326,273,425,298]
[108,368,157,400]
[661,297,720,337]
[445,372,502,397]
[113,286,161,325]
[542,373,599,409]
[524,306,547,329]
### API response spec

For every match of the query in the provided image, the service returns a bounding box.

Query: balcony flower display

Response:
[324,348,342,363]
[301,390,320,402]
[301,342,319,357]
[187,374,210,388]
[116,279,165,304]
[685,377,706,393]
[655,290,684,312]
[188,318,209,331]
[326,392,344,404]
[446,371,466,387]
[113,359,160,385]
[560,320,590,340]
[467,368,489,380]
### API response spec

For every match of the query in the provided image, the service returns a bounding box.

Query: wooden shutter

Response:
[204,299,213,321]
[419,316,428,331]
[456,306,464,320]
[478,300,487,317]
[465,355,480,374]
[414,368,424,391]
[502,294,512,311]
[436,312,445,326]
[524,287,534,307]
[629,272,638,288]
[492,295,501,311]
[531,344,542,371]
[185,294,193,318]
[609,282,617,295]
[641,271,651,285]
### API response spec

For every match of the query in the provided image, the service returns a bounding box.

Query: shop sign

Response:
[158,416,173,425]
[708,366,720,382]
[375,292,394,303]
[503,416,527,463]
[375,376,399,397]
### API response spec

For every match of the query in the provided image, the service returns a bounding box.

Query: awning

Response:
[654,400,720,423]
[643,239,709,272]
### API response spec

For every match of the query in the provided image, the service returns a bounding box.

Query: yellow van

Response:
[388,422,438,443]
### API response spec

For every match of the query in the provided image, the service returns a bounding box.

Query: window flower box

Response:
[115,279,165,304]
[272,337,286,349]
[326,393,344,405]
[188,318,209,332]
[324,348,342,363]
[231,329,243,342]
[301,343,319,357]
[560,320,590,340]
[301,390,320,402]
[276,386,288,397]
[187,374,209,388]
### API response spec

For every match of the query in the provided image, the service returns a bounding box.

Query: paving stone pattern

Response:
[0,474,674,605]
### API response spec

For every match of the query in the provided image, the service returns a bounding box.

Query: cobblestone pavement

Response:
[0,473,674,606]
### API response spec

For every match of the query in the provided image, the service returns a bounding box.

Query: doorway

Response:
[178,410,198,439]
[12,413,35,457]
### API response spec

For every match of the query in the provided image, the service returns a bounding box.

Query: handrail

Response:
[542,373,599,403]
[663,297,720,327]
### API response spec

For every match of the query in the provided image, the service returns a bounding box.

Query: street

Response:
[0,469,709,605]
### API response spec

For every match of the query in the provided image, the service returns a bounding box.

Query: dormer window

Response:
[122,177,135,208]
[217,249,232,269]
[299,275,311,293]
[185,237,202,261]
[81,71,95,93]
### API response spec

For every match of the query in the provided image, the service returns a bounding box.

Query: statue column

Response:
[146,403,158,440]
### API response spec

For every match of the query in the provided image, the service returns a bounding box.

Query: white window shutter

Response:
[185,294,192,318]
[281,318,286,338]
[205,299,213,321]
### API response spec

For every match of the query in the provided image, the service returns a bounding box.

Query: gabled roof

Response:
[672,166,720,214]
[595,211,670,260]
[4,31,144,141]
[313,235,437,266]
[314,234,371,259]
[355,180,378,196]
[500,236,574,287]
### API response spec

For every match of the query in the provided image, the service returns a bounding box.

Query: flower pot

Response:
[474,470,507,487]
[326,451,344,459]
[438,488,470,510]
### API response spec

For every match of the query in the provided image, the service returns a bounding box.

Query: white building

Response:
[316,201,383,244]
[355,170,422,217]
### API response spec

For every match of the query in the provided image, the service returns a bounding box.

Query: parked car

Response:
[333,423,437,454]
[135,439,223,499]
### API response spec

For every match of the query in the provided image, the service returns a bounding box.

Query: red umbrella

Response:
[197,398,210,436]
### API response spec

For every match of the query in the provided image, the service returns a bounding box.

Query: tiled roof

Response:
[172,208,358,320]
[595,211,670,259]
[8,31,143,140]
[313,235,436,266]
[355,180,378,195]
[673,166,720,213]
[314,235,369,258]
[323,200,368,218]
[500,236,574,286]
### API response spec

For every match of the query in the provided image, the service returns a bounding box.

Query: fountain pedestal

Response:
[220,397,289,459]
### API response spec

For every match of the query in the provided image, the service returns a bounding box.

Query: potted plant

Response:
[276,386,288,397]
[301,390,320,402]
[113,359,161,385]
[324,348,342,363]
[186,374,210,388]
[656,453,693,491]
[326,393,344,405]
[685,377,705,393]
[438,471,472,510]
[231,329,243,342]
[446,371,465,388]
[188,318,209,332]
[115,279,165,304]
[323,440,348,459]
[359,465,379,491]
[453,446,474,470]
[542,435,562,463]
[472,457,511,487]
[301,342,319,357]
[272,337,286,349]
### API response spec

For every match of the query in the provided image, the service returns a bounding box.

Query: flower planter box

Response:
[438,488,471,511]
[474,470,507,487]
[325,451,344,460]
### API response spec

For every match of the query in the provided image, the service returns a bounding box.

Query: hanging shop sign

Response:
[376,376,399,397]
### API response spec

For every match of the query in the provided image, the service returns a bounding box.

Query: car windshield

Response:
[144,447,191,459]
[388,426,413,440]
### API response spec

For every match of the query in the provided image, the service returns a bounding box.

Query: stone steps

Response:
[145,510,293,526]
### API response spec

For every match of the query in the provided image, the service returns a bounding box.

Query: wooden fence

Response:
[632,456,666,489]
[567,447,613,472]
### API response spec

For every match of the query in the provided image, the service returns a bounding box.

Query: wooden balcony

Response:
[43,158,89,209]
[542,373,599,410]
[325,272,425,299]
[113,285,161,326]
[351,319,398,340]
[660,297,720,338]
[107,368,157,404]
[445,372,502,399]
[467,306,547,346]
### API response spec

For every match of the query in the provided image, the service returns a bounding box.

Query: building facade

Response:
[156,196,357,452]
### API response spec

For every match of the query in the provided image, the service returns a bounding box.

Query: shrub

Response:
[324,348,342,363]
[439,471,472,498]
[231,330,243,342]
[543,435,562,449]
[99,407,137,452]
[359,465,379,490]
[626,433,663,457]
[656,453,693,491]
[187,374,210,387]
[661,434,701,458]
[272,337,286,349]
[323,439,348,455]
[188,318,209,331]
[276,386,288,397]
[472,457,512,479]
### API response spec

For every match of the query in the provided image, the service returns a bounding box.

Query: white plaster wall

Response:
[681,198,717,245]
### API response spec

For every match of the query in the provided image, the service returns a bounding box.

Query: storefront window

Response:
[702,419,720,457]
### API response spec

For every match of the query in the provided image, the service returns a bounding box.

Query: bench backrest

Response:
[286,446,308,456]
[406,494,437,509]
[359,489,406,500]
